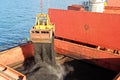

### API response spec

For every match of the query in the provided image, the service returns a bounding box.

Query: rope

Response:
[40,0,50,13]
[48,0,50,10]
[40,0,44,13]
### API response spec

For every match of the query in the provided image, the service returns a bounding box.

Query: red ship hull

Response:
[48,8,120,73]
[54,39,120,72]
[49,8,120,51]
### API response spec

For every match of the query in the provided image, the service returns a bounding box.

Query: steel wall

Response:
[49,9,120,50]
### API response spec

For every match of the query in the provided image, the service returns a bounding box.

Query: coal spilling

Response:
[15,41,117,80]
[15,12,117,80]
[33,43,56,67]
[16,42,73,80]
[15,35,117,80]
[27,11,68,79]
[26,43,66,80]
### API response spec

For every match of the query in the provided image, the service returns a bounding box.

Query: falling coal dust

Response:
[26,43,72,80]
[16,42,73,80]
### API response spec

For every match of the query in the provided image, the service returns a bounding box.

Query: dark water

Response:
[0,0,86,51]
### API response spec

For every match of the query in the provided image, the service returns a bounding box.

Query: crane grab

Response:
[29,0,55,66]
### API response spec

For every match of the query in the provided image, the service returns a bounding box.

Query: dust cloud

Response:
[19,43,74,80]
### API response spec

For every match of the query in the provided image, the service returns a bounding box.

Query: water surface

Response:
[0,0,86,51]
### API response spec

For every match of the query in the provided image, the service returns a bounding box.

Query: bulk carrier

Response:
[0,0,120,80]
